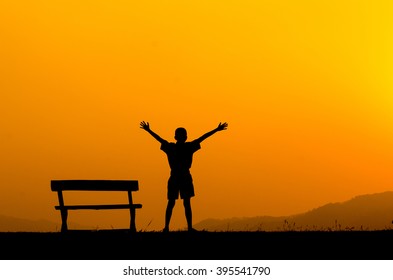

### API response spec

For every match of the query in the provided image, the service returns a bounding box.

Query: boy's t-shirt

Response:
[160,141,201,173]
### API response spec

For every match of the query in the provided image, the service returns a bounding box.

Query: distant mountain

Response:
[0,215,90,232]
[2,192,393,232]
[194,191,393,231]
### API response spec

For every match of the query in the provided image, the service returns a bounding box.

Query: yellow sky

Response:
[1,1,392,231]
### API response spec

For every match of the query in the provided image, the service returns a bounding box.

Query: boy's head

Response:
[174,127,187,143]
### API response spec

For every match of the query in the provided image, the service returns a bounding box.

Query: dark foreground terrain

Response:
[0,230,392,260]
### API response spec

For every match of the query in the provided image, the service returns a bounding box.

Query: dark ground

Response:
[0,230,392,260]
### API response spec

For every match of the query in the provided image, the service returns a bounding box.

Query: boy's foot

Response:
[162,227,169,233]
[188,228,198,232]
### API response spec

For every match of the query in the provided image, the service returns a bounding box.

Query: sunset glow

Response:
[1,1,392,231]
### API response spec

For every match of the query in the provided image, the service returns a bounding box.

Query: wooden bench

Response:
[51,180,142,233]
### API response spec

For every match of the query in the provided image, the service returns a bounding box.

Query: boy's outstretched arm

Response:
[195,122,228,144]
[140,121,167,144]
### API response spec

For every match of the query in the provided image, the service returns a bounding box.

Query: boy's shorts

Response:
[167,172,195,200]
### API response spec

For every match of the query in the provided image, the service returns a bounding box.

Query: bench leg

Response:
[60,209,68,233]
[130,208,136,233]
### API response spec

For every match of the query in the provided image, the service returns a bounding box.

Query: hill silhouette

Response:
[194,191,393,231]
[0,214,89,232]
[1,191,393,232]
[1,192,393,260]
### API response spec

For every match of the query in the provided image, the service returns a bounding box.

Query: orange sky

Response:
[1,1,392,231]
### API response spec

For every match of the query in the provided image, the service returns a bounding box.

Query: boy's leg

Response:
[164,199,176,232]
[183,198,193,231]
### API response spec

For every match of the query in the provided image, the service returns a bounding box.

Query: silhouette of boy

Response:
[140,121,228,232]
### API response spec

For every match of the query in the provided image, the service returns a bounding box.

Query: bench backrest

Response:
[51,180,139,192]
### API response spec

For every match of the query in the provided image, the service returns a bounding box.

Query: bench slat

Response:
[51,180,139,192]
[55,204,143,210]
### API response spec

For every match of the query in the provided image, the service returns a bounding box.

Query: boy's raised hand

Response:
[217,122,228,131]
[140,121,150,131]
